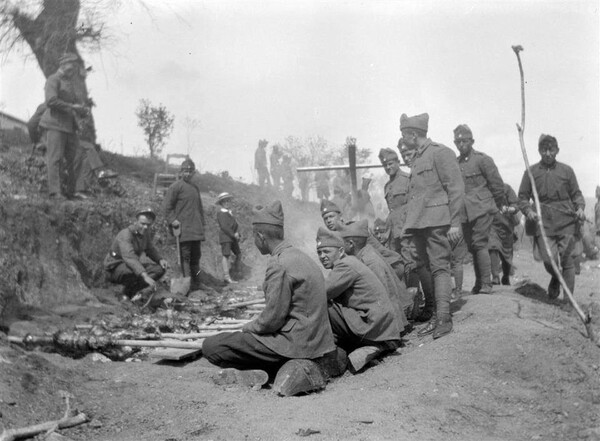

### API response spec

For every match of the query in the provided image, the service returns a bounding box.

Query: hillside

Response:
[0,141,599,441]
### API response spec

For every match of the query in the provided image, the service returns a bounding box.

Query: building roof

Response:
[0,110,27,127]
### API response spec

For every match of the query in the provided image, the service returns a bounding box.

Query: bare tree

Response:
[182,116,200,155]
[135,99,174,159]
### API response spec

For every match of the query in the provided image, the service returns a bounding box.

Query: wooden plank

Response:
[150,347,202,361]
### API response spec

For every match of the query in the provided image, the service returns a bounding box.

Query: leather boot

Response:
[476,249,493,292]
[501,260,511,285]
[418,313,437,337]
[547,277,560,299]
[562,267,575,295]
[432,315,453,339]
[490,250,501,284]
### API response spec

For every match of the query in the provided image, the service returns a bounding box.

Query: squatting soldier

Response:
[104,208,168,299]
[400,113,465,339]
[316,227,400,373]
[254,139,271,187]
[164,159,206,290]
[339,220,411,334]
[518,134,585,300]
[203,201,336,381]
[454,124,506,294]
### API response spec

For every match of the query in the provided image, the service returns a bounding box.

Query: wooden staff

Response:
[512,45,597,345]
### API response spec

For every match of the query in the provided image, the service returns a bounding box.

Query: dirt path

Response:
[2,252,600,441]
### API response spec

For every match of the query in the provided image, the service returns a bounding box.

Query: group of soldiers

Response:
[254,140,296,198]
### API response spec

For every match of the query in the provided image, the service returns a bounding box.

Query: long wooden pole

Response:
[512,45,597,345]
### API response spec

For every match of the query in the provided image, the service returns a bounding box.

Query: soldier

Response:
[270,145,283,190]
[315,169,331,201]
[379,148,410,251]
[316,227,400,373]
[518,134,585,299]
[339,220,412,334]
[202,201,336,382]
[254,139,271,187]
[164,159,206,290]
[39,53,87,200]
[489,183,520,285]
[104,208,168,299]
[454,124,506,294]
[216,192,242,284]
[400,113,465,339]
[280,154,295,198]
[372,218,392,248]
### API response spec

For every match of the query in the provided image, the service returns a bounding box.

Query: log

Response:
[115,339,205,349]
[224,298,265,308]
[161,332,225,340]
[0,412,88,441]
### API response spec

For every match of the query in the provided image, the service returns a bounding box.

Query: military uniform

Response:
[203,202,336,374]
[401,113,465,338]
[104,224,165,297]
[489,183,520,284]
[455,125,506,293]
[254,140,271,187]
[518,139,585,297]
[325,254,401,349]
[384,169,411,241]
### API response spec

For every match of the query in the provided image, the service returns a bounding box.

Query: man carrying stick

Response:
[202,201,336,386]
[518,134,585,300]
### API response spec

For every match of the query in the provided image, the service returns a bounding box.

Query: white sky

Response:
[1,0,599,196]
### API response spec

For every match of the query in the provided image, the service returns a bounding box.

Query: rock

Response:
[89,352,111,363]
[273,359,326,397]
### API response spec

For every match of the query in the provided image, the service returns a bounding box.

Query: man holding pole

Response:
[164,159,206,290]
[518,134,585,300]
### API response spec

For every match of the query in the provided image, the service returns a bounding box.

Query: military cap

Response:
[378,148,398,163]
[180,158,195,171]
[59,53,79,65]
[400,113,429,132]
[538,134,558,148]
[373,218,388,232]
[316,226,344,249]
[453,124,473,139]
[136,207,156,221]
[252,200,284,226]
[216,192,233,204]
[339,219,370,238]
[320,199,341,217]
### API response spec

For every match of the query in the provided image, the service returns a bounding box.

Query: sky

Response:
[1,0,599,197]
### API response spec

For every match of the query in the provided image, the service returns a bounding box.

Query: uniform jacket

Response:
[254,146,268,172]
[356,244,410,331]
[243,241,336,359]
[325,255,400,342]
[27,103,46,143]
[104,225,163,275]
[384,170,410,238]
[217,208,238,244]
[404,139,465,231]
[164,174,206,242]
[518,161,585,236]
[39,71,79,134]
[457,149,505,221]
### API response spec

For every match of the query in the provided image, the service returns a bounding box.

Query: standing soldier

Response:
[164,159,206,291]
[379,148,410,252]
[489,183,520,285]
[270,145,283,190]
[280,154,295,199]
[315,169,331,201]
[518,134,585,300]
[254,139,271,187]
[39,53,87,200]
[400,113,465,339]
[454,124,506,294]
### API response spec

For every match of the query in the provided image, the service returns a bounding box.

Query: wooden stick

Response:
[512,45,597,345]
[193,324,244,331]
[212,319,251,325]
[225,298,265,308]
[161,332,227,340]
[0,412,88,441]
[115,339,205,349]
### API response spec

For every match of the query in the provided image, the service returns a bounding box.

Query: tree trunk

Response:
[12,0,97,143]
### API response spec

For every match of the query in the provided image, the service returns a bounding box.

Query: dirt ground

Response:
[2,248,599,441]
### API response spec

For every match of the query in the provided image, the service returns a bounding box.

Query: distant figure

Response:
[39,53,87,200]
[297,157,310,202]
[518,134,586,300]
[202,201,337,383]
[104,208,168,299]
[270,145,283,190]
[216,192,242,284]
[372,218,392,248]
[254,139,271,187]
[489,183,520,285]
[454,124,506,295]
[164,159,206,291]
[280,154,295,198]
[316,226,400,373]
[315,170,330,200]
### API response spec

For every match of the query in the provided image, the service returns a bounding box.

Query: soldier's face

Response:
[135,215,153,234]
[318,246,343,269]
[400,148,414,167]
[342,239,355,256]
[181,168,194,182]
[539,145,558,166]
[253,230,269,255]
[454,138,474,156]
[60,62,77,78]
[383,159,400,177]
[322,212,342,231]
[374,228,389,244]
[400,130,418,149]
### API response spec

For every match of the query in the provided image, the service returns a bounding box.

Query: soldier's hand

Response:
[447,226,462,245]
[171,220,181,229]
[526,211,538,222]
[142,273,156,288]
[575,208,586,221]
[234,232,241,240]
[159,259,169,270]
